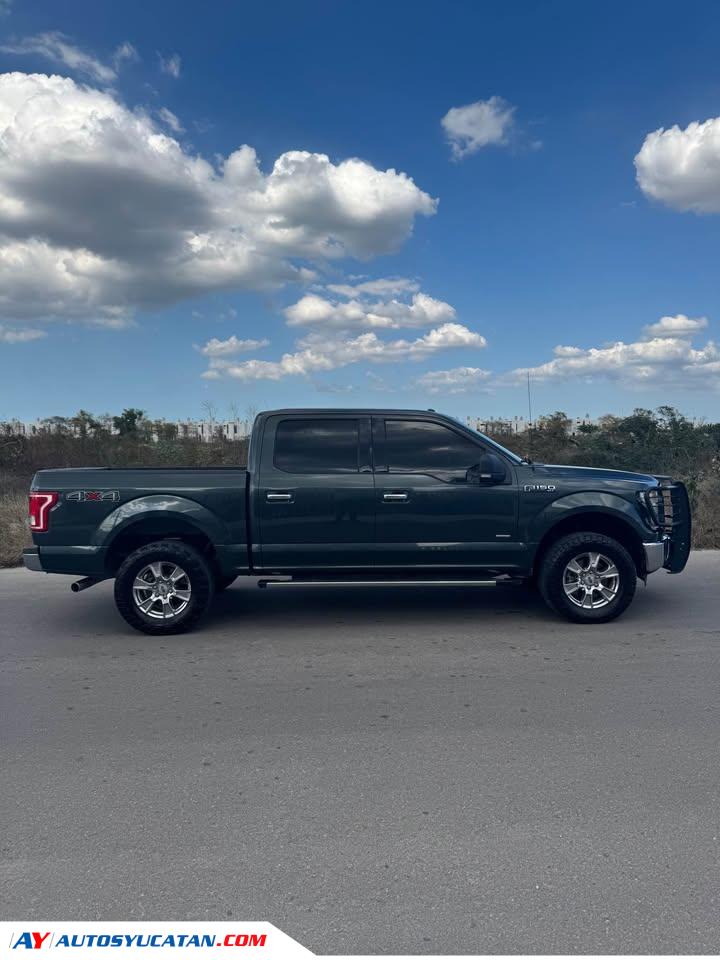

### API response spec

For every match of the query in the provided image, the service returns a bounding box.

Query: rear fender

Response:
[94,495,231,549]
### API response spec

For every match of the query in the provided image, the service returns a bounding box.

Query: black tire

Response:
[537,532,637,624]
[114,540,215,635]
[214,574,237,592]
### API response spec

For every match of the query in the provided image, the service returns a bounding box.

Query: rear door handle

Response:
[383,492,409,502]
[266,491,294,503]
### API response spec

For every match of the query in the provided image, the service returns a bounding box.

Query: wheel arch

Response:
[532,511,647,579]
[104,516,218,576]
[96,495,230,576]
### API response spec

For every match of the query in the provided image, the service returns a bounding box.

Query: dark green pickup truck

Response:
[23,408,691,634]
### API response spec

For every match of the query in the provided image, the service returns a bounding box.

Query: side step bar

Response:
[258,577,516,589]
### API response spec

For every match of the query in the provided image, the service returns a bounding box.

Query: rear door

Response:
[255,414,375,570]
[372,416,520,569]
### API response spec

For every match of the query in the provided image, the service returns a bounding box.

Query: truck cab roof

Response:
[258,408,446,417]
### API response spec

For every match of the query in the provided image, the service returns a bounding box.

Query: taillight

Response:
[29,492,58,532]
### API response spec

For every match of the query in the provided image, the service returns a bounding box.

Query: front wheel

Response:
[537,532,637,624]
[114,540,215,635]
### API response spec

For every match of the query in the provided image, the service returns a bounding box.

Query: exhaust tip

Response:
[71,577,99,593]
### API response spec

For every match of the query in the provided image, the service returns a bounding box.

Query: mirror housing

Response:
[467,453,506,485]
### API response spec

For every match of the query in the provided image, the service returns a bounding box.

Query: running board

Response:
[257,577,513,589]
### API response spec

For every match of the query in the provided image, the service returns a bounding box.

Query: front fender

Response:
[93,495,231,549]
[527,491,654,544]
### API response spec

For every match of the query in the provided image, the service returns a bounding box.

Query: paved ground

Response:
[2,553,720,954]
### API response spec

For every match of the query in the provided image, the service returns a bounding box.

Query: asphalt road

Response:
[2,553,720,954]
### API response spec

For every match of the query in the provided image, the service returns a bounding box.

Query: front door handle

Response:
[383,492,409,502]
[266,492,294,503]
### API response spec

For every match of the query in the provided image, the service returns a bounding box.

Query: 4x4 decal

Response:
[66,490,120,502]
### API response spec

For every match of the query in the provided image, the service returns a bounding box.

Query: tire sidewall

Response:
[114,540,214,635]
[539,533,637,624]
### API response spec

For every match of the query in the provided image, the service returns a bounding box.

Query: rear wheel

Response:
[114,540,214,635]
[538,532,637,623]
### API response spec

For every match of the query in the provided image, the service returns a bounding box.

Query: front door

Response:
[372,416,520,569]
[255,414,375,570]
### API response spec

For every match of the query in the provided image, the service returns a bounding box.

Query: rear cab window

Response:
[273,418,360,474]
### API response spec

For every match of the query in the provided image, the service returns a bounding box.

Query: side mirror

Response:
[467,453,506,485]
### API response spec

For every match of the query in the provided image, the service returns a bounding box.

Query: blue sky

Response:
[1,0,719,423]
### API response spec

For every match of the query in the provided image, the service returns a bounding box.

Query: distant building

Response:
[467,414,601,435]
[0,419,45,437]
[4,412,704,442]
[0,418,253,442]
[190,419,252,441]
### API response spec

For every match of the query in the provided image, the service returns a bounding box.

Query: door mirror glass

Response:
[467,453,506,485]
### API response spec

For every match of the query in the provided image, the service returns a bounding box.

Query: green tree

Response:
[39,416,71,435]
[112,408,145,436]
[71,409,100,439]
[536,411,572,439]
[153,420,178,441]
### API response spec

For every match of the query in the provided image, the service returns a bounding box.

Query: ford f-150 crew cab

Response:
[23,408,691,635]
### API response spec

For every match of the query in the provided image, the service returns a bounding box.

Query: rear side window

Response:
[384,420,482,474]
[274,419,360,474]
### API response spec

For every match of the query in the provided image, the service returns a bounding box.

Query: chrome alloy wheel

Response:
[132,561,192,620]
[562,551,620,609]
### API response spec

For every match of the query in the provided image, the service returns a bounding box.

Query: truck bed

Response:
[28,467,250,578]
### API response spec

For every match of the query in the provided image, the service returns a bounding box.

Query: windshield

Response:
[447,416,524,464]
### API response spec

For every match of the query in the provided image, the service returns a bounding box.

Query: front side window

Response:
[274,419,359,474]
[384,420,482,477]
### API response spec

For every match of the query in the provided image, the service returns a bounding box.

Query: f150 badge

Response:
[523,484,556,492]
[66,490,120,502]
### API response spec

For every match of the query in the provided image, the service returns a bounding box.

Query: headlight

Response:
[640,487,671,528]
[641,489,661,525]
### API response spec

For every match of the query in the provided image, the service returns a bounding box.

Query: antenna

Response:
[526,371,533,462]
[526,371,533,425]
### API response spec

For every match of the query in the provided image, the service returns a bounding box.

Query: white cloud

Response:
[641,314,707,339]
[159,53,181,79]
[197,335,269,356]
[0,238,133,326]
[441,96,515,159]
[0,0,13,15]
[414,317,718,395]
[284,290,456,330]
[366,371,392,391]
[415,366,492,394]
[202,323,487,381]
[0,73,436,327]
[0,33,127,83]
[112,41,139,71]
[242,150,436,258]
[635,117,720,213]
[0,323,46,343]
[552,345,584,357]
[158,106,183,133]
[314,381,356,393]
[325,277,419,298]
[508,322,719,390]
